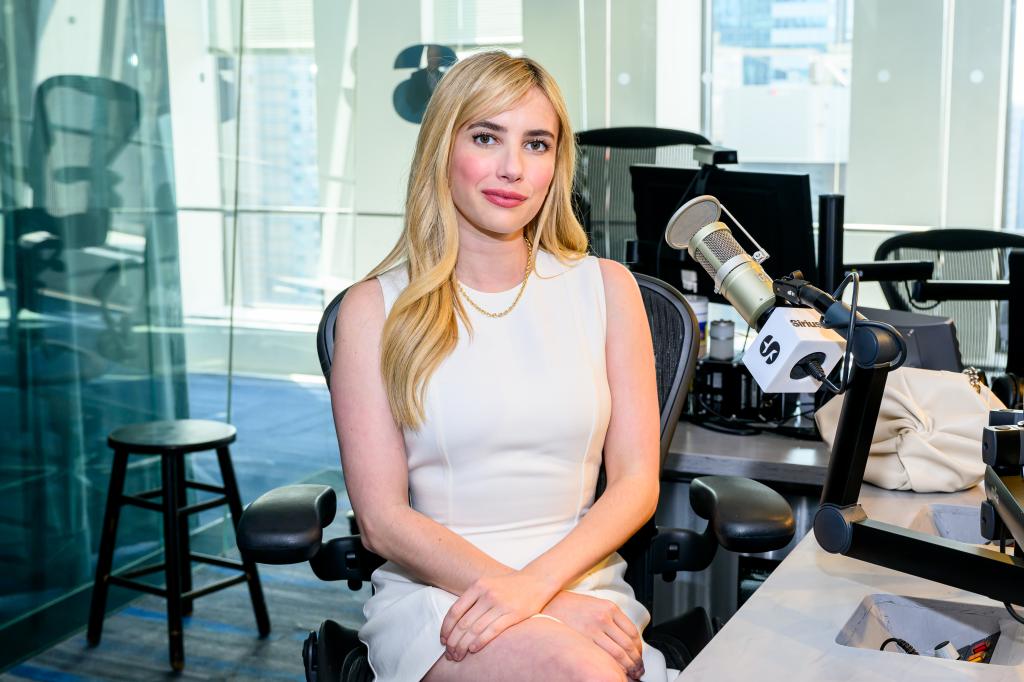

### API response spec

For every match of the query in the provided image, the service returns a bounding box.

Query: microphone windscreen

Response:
[693,225,746,273]
[664,194,721,249]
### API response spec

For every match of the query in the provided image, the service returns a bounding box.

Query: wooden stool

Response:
[87,419,271,671]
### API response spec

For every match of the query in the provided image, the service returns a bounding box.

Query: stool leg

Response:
[216,445,271,637]
[87,448,129,646]
[175,454,193,615]
[162,455,186,671]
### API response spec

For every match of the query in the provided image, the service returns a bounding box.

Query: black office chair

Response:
[875,228,1024,375]
[574,127,710,264]
[236,272,794,681]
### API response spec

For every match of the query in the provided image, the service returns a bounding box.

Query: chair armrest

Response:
[310,535,387,588]
[237,484,337,564]
[689,476,795,553]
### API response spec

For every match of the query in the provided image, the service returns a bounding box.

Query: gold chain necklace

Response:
[457,239,534,318]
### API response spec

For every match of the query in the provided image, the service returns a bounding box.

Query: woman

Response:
[331,51,671,682]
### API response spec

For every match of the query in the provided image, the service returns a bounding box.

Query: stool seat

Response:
[108,419,236,454]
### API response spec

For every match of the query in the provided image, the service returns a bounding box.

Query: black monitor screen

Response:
[630,164,817,304]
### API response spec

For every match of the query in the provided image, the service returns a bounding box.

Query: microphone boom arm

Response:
[773,275,904,369]
[792,275,1024,608]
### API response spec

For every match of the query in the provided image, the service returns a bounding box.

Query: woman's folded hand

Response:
[439,571,557,662]
[542,591,645,680]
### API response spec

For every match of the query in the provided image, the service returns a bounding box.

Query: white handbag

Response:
[815,367,1006,492]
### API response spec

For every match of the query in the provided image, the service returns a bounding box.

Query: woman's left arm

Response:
[443,259,661,659]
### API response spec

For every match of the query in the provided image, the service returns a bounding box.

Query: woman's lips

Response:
[482,189,528,208]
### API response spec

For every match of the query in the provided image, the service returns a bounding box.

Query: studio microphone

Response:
[664,195,776,331]
[664,195,845,394]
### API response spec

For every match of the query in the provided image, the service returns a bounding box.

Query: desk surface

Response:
[674,484,1024,681]
[666,421,830,486]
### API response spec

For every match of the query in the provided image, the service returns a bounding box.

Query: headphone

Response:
[993,371,1024,409]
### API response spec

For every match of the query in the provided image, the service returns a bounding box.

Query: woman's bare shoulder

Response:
[336,279,385,337]
[596,258,641,302]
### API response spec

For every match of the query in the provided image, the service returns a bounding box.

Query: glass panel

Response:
[1005,2,1024,231]
[0,0,187,657]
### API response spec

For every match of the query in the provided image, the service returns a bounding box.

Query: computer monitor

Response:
[630,164,817,304]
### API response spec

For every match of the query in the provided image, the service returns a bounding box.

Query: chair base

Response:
[647,606,717,670]
[304,620,370,682]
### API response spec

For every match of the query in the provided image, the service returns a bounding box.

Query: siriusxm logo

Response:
[789,319,822,329]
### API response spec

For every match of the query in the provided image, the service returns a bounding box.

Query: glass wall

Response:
[1,0,1021,670]
[0,0,189,665]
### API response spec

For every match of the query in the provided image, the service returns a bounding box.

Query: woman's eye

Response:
[525,140,549,152]
[473,133,497,145]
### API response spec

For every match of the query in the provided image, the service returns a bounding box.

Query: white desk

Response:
[674,483,1024,681]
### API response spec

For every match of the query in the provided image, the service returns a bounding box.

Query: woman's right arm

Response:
[330,279,512,596]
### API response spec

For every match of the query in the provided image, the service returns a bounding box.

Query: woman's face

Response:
[448,87,559,239]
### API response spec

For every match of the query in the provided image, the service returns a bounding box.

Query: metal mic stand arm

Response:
[811,352,1024,607]
[769,275,1024,605]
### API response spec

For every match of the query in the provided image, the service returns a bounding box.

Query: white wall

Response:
[32,0,105,82]
[165,0,226,318]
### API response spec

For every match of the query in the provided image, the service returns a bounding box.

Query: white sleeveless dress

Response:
[358,249,674,682]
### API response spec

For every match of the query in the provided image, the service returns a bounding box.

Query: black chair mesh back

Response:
[875,229,1024,373]
[634,274,699,463]
[575,127,710,264]
[317,289,347,385]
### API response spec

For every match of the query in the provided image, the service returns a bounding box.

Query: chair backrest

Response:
[875,228,1024,372]
[316,272,699,462]
[575,127,710,264]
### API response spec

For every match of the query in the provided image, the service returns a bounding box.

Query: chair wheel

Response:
[314,619,364,682]
[302,630,319,682]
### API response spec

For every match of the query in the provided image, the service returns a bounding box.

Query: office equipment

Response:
[631,164,817,303]
[87,419,270,671]
[236,273,797,680]
[668,190,1024,612]
[664,194,848,395]
[874,229,1024,374]
[574,128,710,263]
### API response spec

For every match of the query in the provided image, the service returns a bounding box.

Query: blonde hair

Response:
[365,51,588,429]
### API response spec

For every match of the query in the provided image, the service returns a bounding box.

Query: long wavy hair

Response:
[365,51,588,430]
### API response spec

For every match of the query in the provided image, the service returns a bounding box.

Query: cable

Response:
[902,280,941,312]
[808,270,908,394]
[879,637,919,655]
[1006,602,1024,625]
